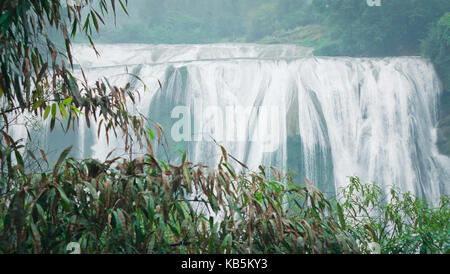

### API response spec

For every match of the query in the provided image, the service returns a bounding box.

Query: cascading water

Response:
[18,43,450,203]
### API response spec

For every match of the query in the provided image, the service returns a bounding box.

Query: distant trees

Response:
[276,0,317,29]
[423,13,450,155]
[423,12,450,93]
[95,0,263,43]
[246,2,280,41]
[314,0,450,56]
[90,0,449,57]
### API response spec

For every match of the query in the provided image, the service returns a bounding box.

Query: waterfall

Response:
[20,43,450,203]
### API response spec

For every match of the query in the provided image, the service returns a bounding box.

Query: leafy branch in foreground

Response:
[0,0,151,155]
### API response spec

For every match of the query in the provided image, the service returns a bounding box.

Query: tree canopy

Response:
[314,0,450,56]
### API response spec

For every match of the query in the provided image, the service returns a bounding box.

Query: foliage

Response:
[0,0,160,253]
[423,13,450,74]
[245,2,281,42]
[0,0,150,157]
[422,13,450,155]
[0,146,360,254]
[338,177,449,254]
[1,143,448,254]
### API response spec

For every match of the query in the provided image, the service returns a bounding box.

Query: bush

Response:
[0,144,448,254]
[0,145,360,254]
[422,13,450,156]
[338,177,449,254]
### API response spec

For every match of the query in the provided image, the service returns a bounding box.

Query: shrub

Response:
[1,143,448,254]
[338,177,449,254]
[0,145,361,254]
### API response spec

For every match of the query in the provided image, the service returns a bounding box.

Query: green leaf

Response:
[147,127,154,140]
[71,19,78,37]
[114,209,127,234]
[56,185,70,212]
[32,99,44,111]
[14,150,24,168]
[91,11,99,32]
[30,221,41,250]
[181,150,186,164]
[34,203,45,220]
[148,196,155,226]
[59,103,67,118]
[63,97,73,105]
[50,116,56,132]
[51,103,57,118]
[9,191,26,229]
[53,146,72,177]
[168,222,180,237]
[43,105,51,120]
[183,166,192,192]
[159,160,168,171]
[337,202,346,230]
[221,233,233,252]
[118,0,129,15]
[0,12,9,25]
[14,75,26,109]
[69,104,82,115]
[64,38,73,68]
[84,181,99,200]
[83,13,90,32]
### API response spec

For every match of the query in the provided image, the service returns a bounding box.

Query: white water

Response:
[22,43,450,202]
